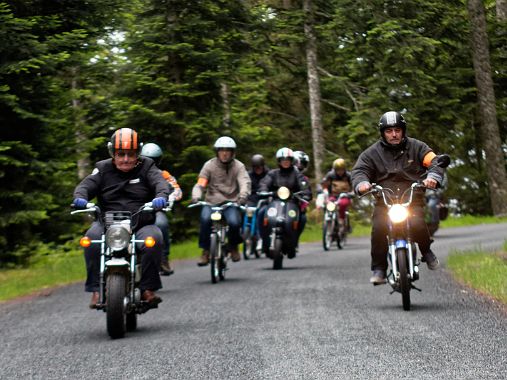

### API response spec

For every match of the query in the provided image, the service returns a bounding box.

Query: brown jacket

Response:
[191,158,251,204]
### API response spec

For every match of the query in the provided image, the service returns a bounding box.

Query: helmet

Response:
[294,151,310,170]
[107,128,141,157]
[140,143,163,165]
[378,111,406,134]
[333,158,346,170]
[251,154,265,167]
[214,136,237,150]
[276,147,294,162]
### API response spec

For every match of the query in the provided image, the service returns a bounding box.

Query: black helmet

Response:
[251,154,265,167]
[378,111,406,135]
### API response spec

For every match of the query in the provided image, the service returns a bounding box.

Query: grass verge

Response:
[447,242,507,305]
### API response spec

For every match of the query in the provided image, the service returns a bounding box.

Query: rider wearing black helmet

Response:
[247,154,269,206]
[352,111,446,285]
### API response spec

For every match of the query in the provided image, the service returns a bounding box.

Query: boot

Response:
[198,250,210,266]
[142,290,162,305]
[230,245,240,262]
[89,291,99,309]
[160,258,174,276]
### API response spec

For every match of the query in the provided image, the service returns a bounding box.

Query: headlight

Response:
[105,226,131,251]
[277,186,291,200]
[326,202,336,212]
[211,212,222,221]
[246,207,256,217]
[388,204,409,224]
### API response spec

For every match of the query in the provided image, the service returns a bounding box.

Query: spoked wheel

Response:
[273,238,283,270]
[106,273,127,339]
[210,234,219,284]
[218,244,226,281]
[242,227,251,260]
[396,248,411,311]
[322,220,334,251]
[337,224,346,250]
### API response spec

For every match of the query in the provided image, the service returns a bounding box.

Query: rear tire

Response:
[396,248,411,311]
[273,238,283,270]
[210,234,218,284]
[106,273,127,339]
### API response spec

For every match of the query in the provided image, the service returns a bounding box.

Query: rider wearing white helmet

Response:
[191,136,251,265]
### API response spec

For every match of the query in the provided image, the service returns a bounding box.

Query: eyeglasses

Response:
[115,150,137,158]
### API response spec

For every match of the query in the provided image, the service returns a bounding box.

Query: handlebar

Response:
[188,201,245,212]
[361,182,426,207]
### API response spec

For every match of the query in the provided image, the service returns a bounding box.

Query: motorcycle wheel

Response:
[126,311,137,332]
[322,220,334,251]
[242,226,251,260]
[396,248,411,311]
[252,237,261,258]
[337,224,346,250]
[210,234,219,284]
[273,238,283,270]
[106,273,127,339]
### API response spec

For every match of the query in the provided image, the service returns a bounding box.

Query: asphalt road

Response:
[1,223,506,379]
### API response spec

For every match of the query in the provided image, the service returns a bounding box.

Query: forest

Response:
[0,0,506,267]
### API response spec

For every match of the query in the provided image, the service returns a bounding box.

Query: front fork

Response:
[388,238,418,282]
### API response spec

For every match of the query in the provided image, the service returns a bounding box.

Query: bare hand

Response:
[358,182,372,194]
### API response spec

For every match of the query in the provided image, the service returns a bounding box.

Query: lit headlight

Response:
[211,212,222,221]
[277,186,291,200]
[388,204,409,224]
[105,226,130,251]
[326,202,336,212]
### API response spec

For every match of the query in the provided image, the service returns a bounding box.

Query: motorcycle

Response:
[71,200,172,338]
[361,155,450,311]
[188,201,243,283]
[259,187,308,270]
[322,192,352,251]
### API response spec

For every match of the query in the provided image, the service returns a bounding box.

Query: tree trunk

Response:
[71,68,90,180]
[497,0,507,20]
[467,0,507,215]
[303,0,324,182]
[220,82,232,133]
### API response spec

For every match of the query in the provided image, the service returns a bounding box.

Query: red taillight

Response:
[80,237,91,248]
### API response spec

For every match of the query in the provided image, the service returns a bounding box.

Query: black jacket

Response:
[259,166,313,201]
[351,137,444,205]
[74,157,171,227]
[247,166,269,205]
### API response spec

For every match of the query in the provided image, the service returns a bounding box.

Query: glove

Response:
[152,197,167,210]
[238,197,247,206]
[73,198,88,209]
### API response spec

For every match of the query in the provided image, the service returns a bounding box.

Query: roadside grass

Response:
[447,241,507,305]
[1,215,506,302]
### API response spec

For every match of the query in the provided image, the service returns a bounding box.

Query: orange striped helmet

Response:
[107,128,141,157]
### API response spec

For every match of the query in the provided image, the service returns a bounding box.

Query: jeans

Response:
[198,205,243,250]
[155,211,170,261]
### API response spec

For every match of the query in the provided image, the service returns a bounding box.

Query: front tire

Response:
[106,273,127,339]
[322,220,334,251]
[210,234,219,284]
[396,248,411,311]
[242,226,251,260]
[273,238,283,270]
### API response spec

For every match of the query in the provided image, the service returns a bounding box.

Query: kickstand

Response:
[411,284,422,292]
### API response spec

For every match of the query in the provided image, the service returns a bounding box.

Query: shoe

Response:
[142,290,162,305]
[89,291,99,309]
[422,251,440,270]
[160,260,174,276]
[230,245,240,262]
[369,270,387,285]
[198,250,210,266]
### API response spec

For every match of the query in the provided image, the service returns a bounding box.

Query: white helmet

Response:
[276,147,294,162]
[214,136,237,150]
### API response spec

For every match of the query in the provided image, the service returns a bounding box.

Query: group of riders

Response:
[72,111,448,308]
